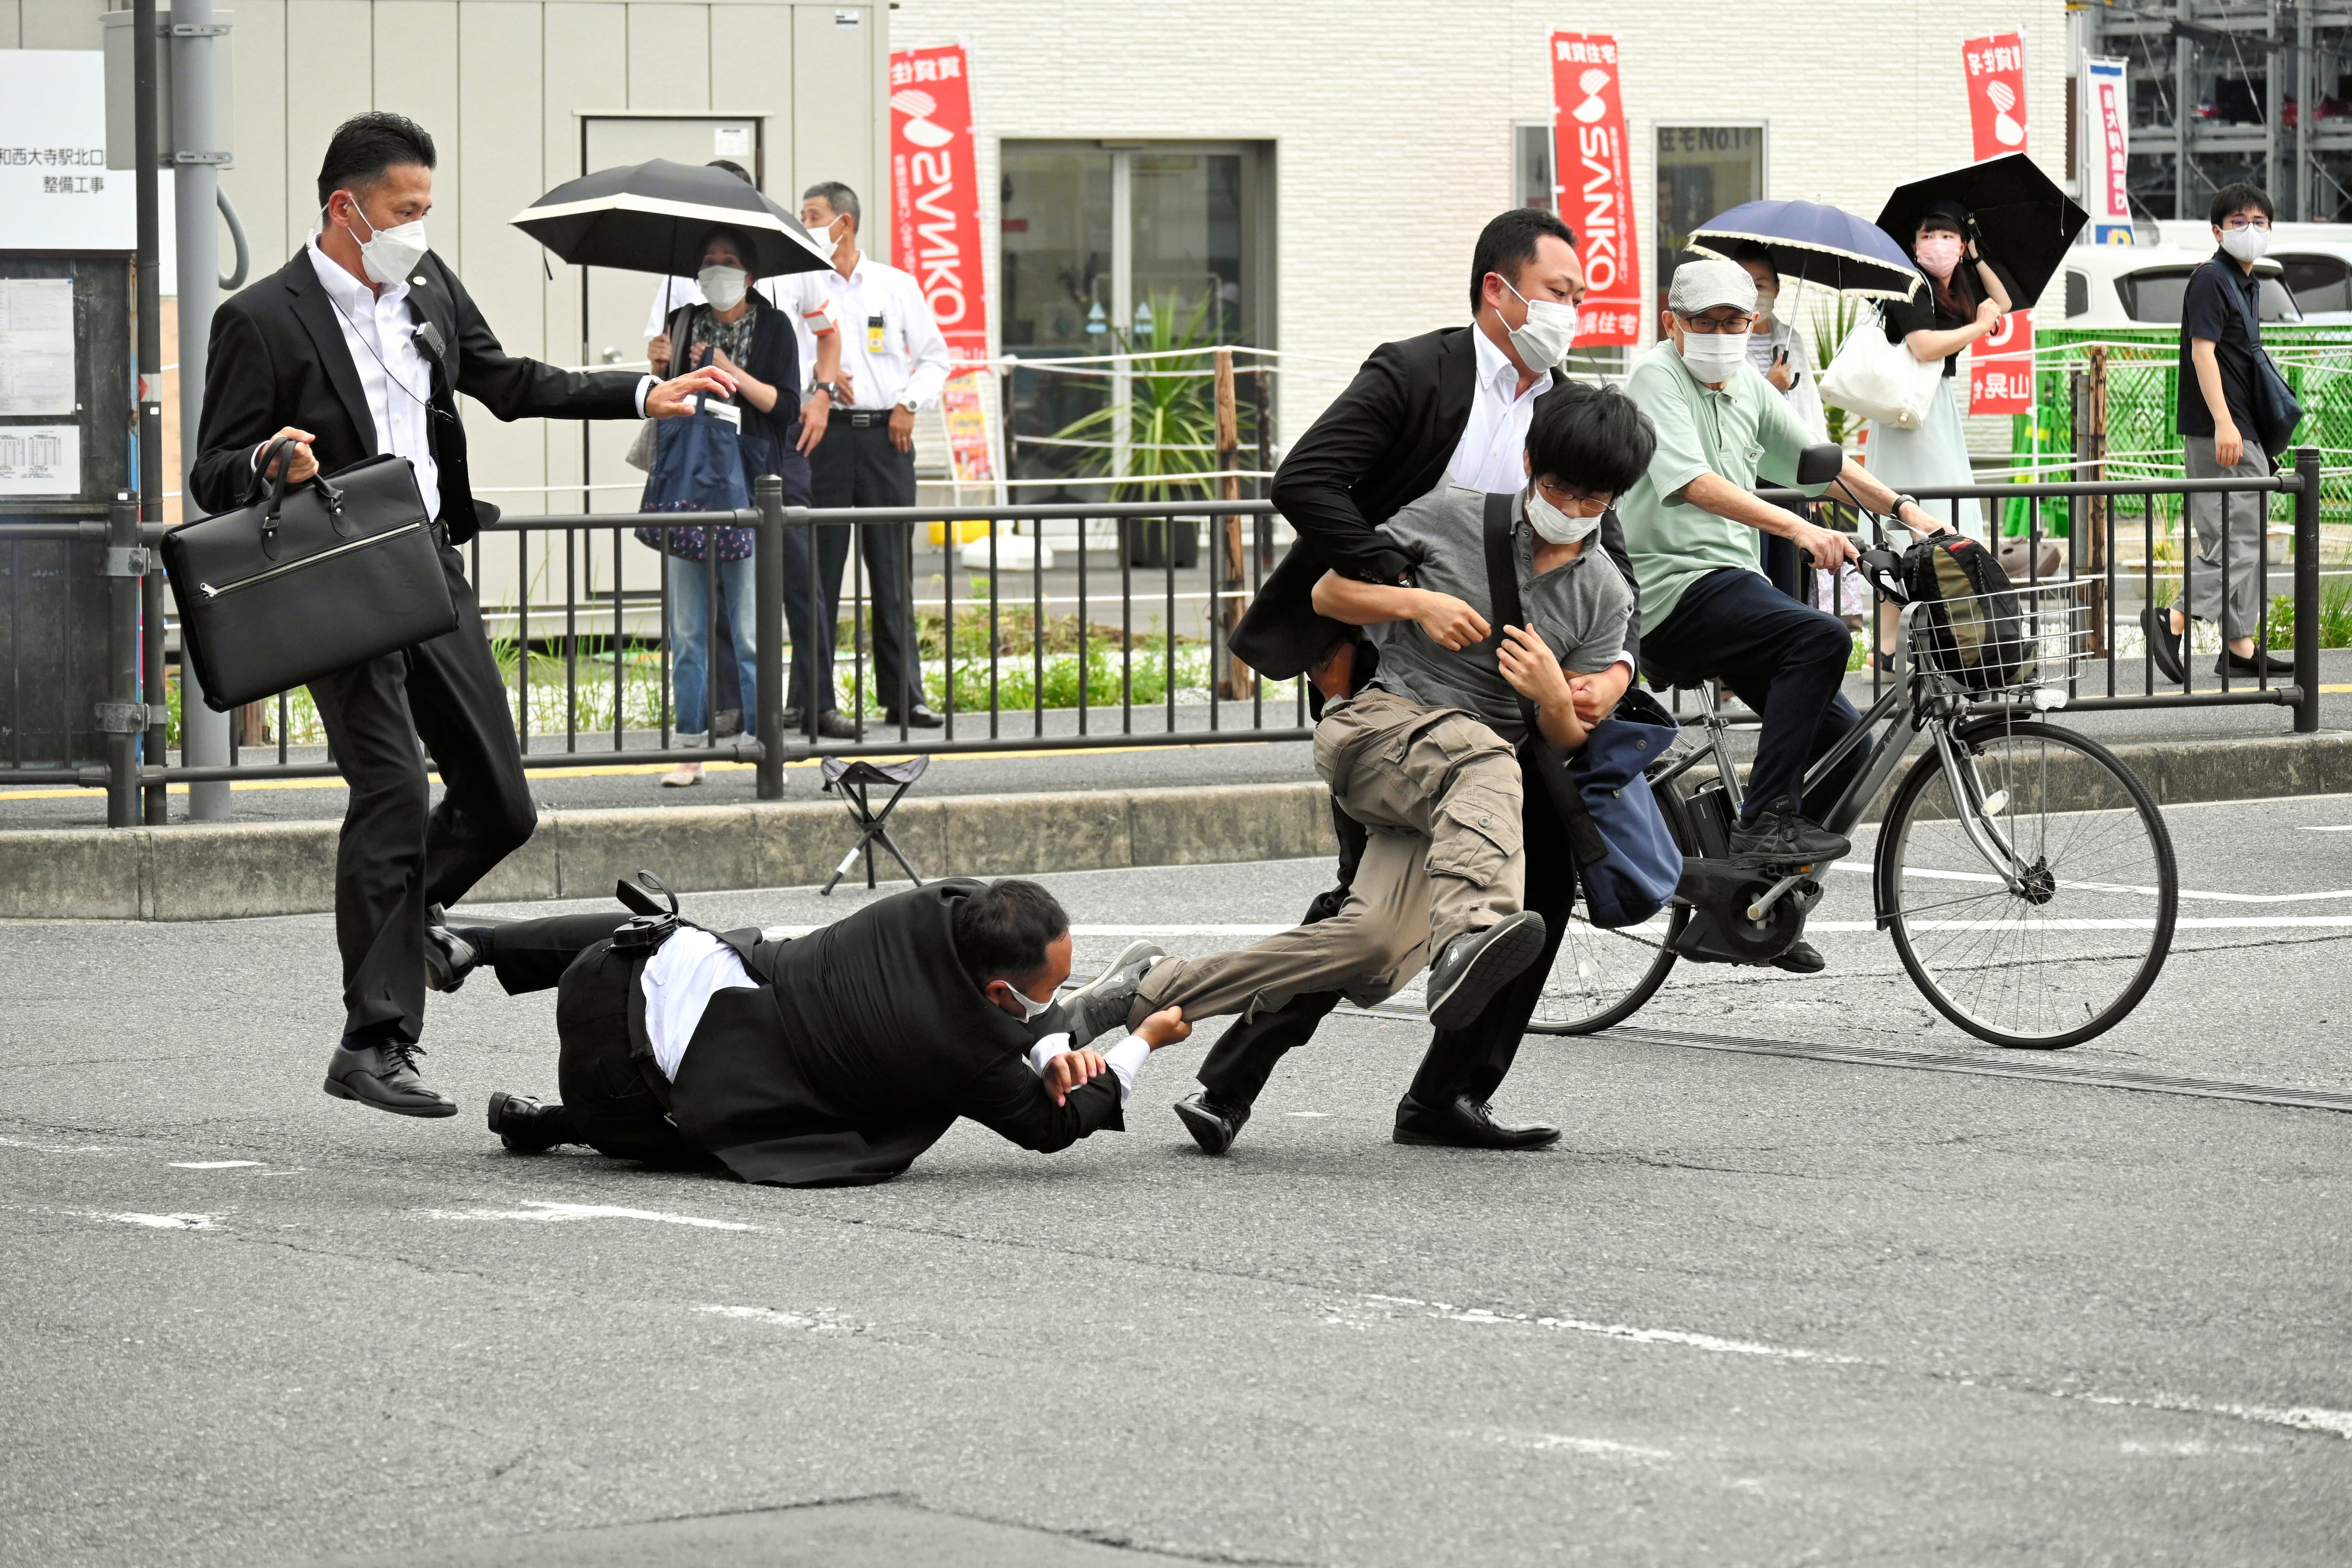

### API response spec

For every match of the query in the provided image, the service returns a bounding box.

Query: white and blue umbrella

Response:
[1686,199,1923,302]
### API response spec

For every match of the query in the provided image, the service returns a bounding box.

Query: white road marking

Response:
[105,1212,216,1230]
[422,1200,753,1232]
[2295,824,2352,832]
[1383,1293,2352,1442]
[0,1135,108,1154]
[1284,1111,1333,1118]
[693,1303,865,1335]
[169,1161,262,1170]
[1474,1429,1674,1462]
[1831,860,2352,904]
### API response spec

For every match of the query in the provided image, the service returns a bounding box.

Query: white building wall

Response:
[890,0,2070,448]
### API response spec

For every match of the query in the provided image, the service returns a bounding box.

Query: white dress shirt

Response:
[640,927,757,1082]
[287,241,657,513]
[1446,324,1553,492]
[304,241,442,520]
[1025,1032,1154,1105]
[644,273,840,390]
[815,255,952,411]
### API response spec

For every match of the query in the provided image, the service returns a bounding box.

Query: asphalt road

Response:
[5,795,2352,1564]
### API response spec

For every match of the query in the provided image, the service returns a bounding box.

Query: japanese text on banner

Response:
[889,43,994,486]
[1969,308,2035,415]
[1961,30,2028,160]
[1549,32,1639,347]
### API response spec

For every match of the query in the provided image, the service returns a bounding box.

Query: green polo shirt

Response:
[1615,341,1828,628]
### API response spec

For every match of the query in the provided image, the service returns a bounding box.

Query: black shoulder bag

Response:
[2217,265,2304,459]
[1479,492,1682,928]
[161,437,456,710]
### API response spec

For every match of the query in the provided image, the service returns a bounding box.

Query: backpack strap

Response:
[1480,491,1607,868]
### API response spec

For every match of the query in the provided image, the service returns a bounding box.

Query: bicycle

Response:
[1530,524,2179,1050]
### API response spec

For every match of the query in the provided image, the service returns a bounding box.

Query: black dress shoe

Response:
[486,1090,578,1154]
[323,1040,456,1118]
[781,706,803,730]
[2217,647,2296,677]
[1173,1090,1252,1155]
[815,709,861,740]
[1770,939,1826,975]
[887,702,946,729]
[423,904,480,994]
[1423,909,1548,1032]
[2141,606,2186,684]
[1729,796,1851,867]
[1392,1092,1559,1150]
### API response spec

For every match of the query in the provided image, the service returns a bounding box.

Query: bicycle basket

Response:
[1906,577,2093,700]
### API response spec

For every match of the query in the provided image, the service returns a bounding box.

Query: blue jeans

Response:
[667,551,758,739]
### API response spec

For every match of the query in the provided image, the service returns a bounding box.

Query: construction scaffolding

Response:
[2087,1,2352,221]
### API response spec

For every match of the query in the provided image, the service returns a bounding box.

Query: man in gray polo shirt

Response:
[1114,383,1650,1058]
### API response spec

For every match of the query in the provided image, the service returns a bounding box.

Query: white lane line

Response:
[1011,917,2352,937]
[1471,1429,1674,1462]
[1378,1293,2352,1442]
[0,1135,109,1154]
[170,1161,263,1170]
[103,1212,216,1229]
[693,1303,866,1335]
[2296,825,2352,832]
[421,1200,753,1232]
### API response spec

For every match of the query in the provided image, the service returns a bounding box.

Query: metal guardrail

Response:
[0,448,2326,827]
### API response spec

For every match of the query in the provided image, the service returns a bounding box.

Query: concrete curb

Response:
[0,781,1338,922]
[7,731,2351,922]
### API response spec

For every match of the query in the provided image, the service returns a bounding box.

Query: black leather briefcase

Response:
[161,440,458,711]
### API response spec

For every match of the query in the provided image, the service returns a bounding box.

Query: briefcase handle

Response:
[252,436,350,555]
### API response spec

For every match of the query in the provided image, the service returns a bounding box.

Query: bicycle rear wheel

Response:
[1879,717,2176,1049]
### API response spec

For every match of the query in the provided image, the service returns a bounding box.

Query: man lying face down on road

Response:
[435,878,1187,1186]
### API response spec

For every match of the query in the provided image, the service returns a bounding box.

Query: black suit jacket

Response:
[668,880,1126,1187]
[190,247,645,542]
[1236,326,1639,679]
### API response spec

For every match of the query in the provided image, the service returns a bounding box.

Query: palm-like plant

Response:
[1045,288,1256,502]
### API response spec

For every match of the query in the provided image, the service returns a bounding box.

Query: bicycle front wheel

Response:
[1880,717,2177,1049]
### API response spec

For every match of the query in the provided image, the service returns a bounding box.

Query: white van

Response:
[2054,245,2298,329]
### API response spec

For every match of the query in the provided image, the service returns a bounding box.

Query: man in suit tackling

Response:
[450,878,1188,1187]
[191,112,735,1120]
[1191,207,1636,1156]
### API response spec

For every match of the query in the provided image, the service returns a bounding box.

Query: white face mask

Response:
[803,213,841,255]
[699,264,749,311]
[1500,278,1579,369]
[340,199,429,287]
[1753,286,1779,325]
[2220,224,2272,263]
[1526,486,1602,545]
[995,981,1054,1022]
[1677,326,1750,382]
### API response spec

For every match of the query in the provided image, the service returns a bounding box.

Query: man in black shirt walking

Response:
[2146,181,2291,680]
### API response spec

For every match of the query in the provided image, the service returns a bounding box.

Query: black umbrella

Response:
[1875,152,2087,305]
[509,159,831,278]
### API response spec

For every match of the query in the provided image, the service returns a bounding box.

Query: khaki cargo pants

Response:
[1130,687,1526,1026]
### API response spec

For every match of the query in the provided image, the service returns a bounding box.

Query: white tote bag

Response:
[1819,307,1942,430]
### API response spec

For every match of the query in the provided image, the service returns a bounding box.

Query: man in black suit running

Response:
[191,112,731,1119]
[1192,208,1637,1155]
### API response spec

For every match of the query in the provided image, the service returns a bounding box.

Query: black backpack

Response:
[1898,533,2028,693]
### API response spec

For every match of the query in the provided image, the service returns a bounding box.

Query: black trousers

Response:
[306,544,535,1045]
[1196,744,1578,1111]
[1642,567,1864,821]
[808,420,920,715]
[487,912,706,1167]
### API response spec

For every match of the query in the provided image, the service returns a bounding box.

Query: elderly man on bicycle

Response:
[1620,259,1949,970]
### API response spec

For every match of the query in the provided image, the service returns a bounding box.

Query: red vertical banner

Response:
[1962,30,2029,160]
[1549,32,1640,346]
[1969,307,2035,414]
[888,43,994,485]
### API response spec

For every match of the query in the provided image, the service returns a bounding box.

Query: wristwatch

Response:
[898,396,921,414]
[810,381,842,400]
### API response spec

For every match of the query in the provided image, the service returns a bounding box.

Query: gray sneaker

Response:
[1062,940,1166,1046]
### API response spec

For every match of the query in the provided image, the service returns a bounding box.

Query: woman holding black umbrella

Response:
[1869,197,2015,538]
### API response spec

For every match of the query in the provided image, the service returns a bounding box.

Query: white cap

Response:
[1667,257,1758,316]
